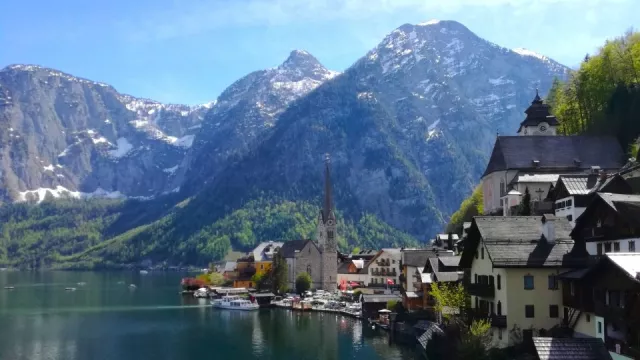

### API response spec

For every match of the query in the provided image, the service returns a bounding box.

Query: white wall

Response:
[482,170,518,214]
[586,238,640,255]
[554,196,585,228]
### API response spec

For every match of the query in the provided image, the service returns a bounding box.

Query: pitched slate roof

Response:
[483,135,624,177]
[278,240,313,258]
[532,337,612,360]
[426,257,462,282]
[252,241,284,261]
[416,321,444,350]
[514,174,560,184]
[439,256,461,268]
[403,248,453,267]
[462,216,583,268]
[337,259,371,274]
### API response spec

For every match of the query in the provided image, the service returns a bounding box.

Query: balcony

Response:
[594,301,628,321]
[466,282,495,298]
[466,309,507,328]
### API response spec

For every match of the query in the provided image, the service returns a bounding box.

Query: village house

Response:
[531,337,613,360]
[337,250,377,289]
[460,215,589,348]
[552,174,632,227]
[367,249,402,288]
[482,91,625,216]
[421,255,462,310]
[558,253,640,360]
[232,241,283,288]
[400,248,454,310]
[569,192,640,256]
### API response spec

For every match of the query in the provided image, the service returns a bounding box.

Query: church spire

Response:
[532,88,543,104]
[323,153,333,223]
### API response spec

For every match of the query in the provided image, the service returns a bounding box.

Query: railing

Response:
[466,309,507,328]
[594,301,628,320]
[465,282,495,298]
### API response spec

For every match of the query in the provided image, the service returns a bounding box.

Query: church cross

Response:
[535,188,545,200]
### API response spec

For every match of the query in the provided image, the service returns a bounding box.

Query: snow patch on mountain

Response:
[513,48,548,61]
[418,19,441,26]
[17,186,125,203]
[163,165,179,175]
[108,138,134,158]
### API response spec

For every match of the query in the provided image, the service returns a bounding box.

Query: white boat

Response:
[139,270,149,274]
[194,288,209,298]
[211,295,259,311]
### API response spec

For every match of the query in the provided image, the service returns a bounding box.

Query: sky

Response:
[1,0,638,105]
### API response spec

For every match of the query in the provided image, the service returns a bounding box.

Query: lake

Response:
[0,271,418,360]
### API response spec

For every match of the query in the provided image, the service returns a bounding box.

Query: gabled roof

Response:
[532,337,612,360]
[403,248,453,268]
[278,240,315,258]
[606,253,640,282]
[517,92,560,133]
[483,135,625,177]
[438,256,461,268]
[252,241,285,261]
[460,216,583,268]
[556,174,630,197]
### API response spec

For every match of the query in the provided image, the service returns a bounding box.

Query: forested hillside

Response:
[0,197,417,269]
[548,30,640,151]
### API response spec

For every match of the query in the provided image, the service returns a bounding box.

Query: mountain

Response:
[0,20,570,267]
[182,50,339,192]
[0,65,212,202]
[161,20,570,242]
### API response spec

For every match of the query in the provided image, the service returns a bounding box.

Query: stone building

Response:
[317,154,338,291]
[280,240,323,290]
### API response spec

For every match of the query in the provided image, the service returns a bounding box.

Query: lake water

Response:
[0,271,418,360]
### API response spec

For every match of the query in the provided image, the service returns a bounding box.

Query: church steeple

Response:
[322,153,334,223]
[517,90,559,136]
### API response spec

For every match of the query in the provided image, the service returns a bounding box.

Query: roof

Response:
[426,257,462,282]
[417,322,444,350]
[532,337,612,360]
[278,240,313,258]
[223,261,237,272]
[405,291,419,298]
[483,135,625,177]
[514,174,560,184]
[606,253,640,281]
[557,175,600,195]
[436,234,460,241]
[439,256,461,268]
[518,92,560,132]
[338,259,371,274]
[462,216,582,268]
[252,292,276,298]
[557,268,590,280]
[403,248,453,267]
[362,294,402,303]
[252,241,284,261]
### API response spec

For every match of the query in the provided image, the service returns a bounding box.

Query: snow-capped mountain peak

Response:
[512,47,548,61]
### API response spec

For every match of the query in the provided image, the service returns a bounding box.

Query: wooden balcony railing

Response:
[465,282,495,298]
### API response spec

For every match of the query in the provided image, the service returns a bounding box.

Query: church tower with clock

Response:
[317,154,338,291]
[516,90,559,136]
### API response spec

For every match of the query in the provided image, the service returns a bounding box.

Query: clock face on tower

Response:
[538,122,548,132]
[327,220,334,226]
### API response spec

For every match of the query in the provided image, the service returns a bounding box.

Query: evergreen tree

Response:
[295,272,312,294]
[270,249,288,294]
[519,187,532,216]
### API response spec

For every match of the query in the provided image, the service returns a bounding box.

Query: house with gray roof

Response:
[531,337,612,360]
[460,215,590,349]
[481,92,625,216]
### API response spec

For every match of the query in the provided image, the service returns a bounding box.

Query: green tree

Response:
[251,272,265,289]
[518,187,532,216]
[208,272,225,286]
[351,247,361,254]
[270,250,288,294]
[386,300,398,310]
[446,186,483,234]
[429,282,468,320]
[295,272,312,294]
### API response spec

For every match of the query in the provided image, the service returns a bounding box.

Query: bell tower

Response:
[318,153,337,291]
[517,89,559,136]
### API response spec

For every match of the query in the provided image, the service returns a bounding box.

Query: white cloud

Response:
[120,0,630,42]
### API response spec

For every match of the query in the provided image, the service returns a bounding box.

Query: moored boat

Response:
[211,295,259,311]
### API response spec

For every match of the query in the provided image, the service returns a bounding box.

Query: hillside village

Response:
[216,91,640,360]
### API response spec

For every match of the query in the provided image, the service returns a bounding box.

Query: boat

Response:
[129,284,137,289]
[4,286,14,290]
[194,288,209,298]
[211,295,259,311]
[65,287,76,291]
[77,282,87,286]
[139,270,149,275]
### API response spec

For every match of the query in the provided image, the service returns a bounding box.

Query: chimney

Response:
[541,214,556,244]
[447,233,454,250]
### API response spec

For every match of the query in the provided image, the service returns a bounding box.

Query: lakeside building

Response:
[367,249,402,288]
[558,253,640,360]
[400,248,454,310]
[481,92,625,216]
[280,240,323,290]
[337,250,377,289]
[459,215,590,348]
[421,255,462,311]
[232,241,283,288]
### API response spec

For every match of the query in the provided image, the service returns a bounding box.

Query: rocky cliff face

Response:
[0,20,569,239]
[0,65,213,202]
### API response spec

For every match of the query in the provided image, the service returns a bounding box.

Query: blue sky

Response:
[1,0,638,105]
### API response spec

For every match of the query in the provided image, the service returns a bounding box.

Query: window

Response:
[567,199,573,207]
[497,301,502,316]
[489,276,495,287]
[481,247,485,259]
[597,321,603,334]
[497,275,501,290]
[597,243,603,255]
[548,275,558,290]
[524,275,534,290]
[475,297,479,309]
[307,265,312,276]
[605,242,612,253]
[570,282,575,296]
[586,314,590,322]
[475,274,478,283]
[567,215,573,222]
[525,305,535,318]
[475,250,478,259]
[549,305,559,318]
[498,329,503,340]
[630,241,636,252]
[614,242,620,252]
[392,260,395,264]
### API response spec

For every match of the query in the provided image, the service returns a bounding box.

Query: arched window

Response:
[497,274,502,290]
[307,265,312,276]
[497,301,502,315]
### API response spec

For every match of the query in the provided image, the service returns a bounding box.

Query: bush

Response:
[295,272,312,294]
